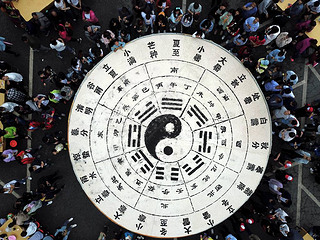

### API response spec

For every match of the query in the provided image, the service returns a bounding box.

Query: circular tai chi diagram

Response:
[68,34,271,238]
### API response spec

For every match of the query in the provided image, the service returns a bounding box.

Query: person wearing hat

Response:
[155,12,168,33]
[275,170,293,183]
[294,104,314,118]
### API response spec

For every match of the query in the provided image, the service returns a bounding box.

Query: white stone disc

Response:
[68,34,272,238]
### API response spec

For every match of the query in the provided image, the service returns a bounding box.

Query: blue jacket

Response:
[0,37,6,52]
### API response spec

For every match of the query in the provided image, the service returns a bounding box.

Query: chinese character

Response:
[208,101,214,107]
[101,190,109,198]
[244,187,253,196]
[123,49,131,57]
[173,39,180,47]
[103,64,111,72]
[213,63,222,72]
[251,118,259,126]
[148,185,155,192]
[162,189,170,195]
[203,211,211,220]
[231,79,239,88]
[215,184,222,191]
[217,87,224,94]
[244,97,253,104]
[190,183,198,190]
[82,151,90,159]
[125,169,132,176]
[127,56,136,65]
[150,50,158,58]
[247,163,255,171]
[71,128,79,136]
[255,166,264,174]
[172,49,180,57]
[222,199,229,206]
[117,183,124,191]
[80,129,88,136]
[84,107,93,115]
[252,92,260,101]
[138,214,146,222]
[155,82,163,89]
[88,171,97,179]
[94,86,103,95]
[80,175,88,184]
[236,140,242,148]
[118,205,127,214]
[109,70,118,79]
[194,54,202,62]
[238,74,246,82]
[147,41,156,49]
[252,141,260,149]
[237,182,246,191]
[218,56,227,65]
[160,228,167,236]
[261,142,269,149]
[75,104,84,112]
[197,92,204,98]
[207,190,215,197]
[183,218,190,226]
[95,195,103,204]
[197,46,205,53]
[170,67,178,73]
[73,153,81,161]
[161,203,168,208]
[87,82,95,89]
[260,117,268,124]
[160,219,168,227]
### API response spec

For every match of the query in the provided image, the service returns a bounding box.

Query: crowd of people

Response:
[1,0,320,239]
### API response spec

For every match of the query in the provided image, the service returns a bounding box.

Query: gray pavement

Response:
[1,0,320,239]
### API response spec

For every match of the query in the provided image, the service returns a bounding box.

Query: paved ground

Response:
[0,0,320,239]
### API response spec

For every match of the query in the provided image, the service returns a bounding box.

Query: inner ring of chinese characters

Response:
[68,34,272,238]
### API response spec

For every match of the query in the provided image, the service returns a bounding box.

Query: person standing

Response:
[0,177,32,194]
[31,12,51,36]
[50,38,76,59]
[54,218,77,240]
[1,72,23,87]
[0,36,19,56]
[21,34,51,52]
[188,2,202,22]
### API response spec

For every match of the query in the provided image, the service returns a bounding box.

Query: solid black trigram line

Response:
[134,101,158,123]
[182,155,204,176]
[131,150,154,174]
[128,124,141,147]
[156,166,165,180]
[161,98,183,111]
[171,167,179,181]
[187,105,208,127]
[198,131,212,153]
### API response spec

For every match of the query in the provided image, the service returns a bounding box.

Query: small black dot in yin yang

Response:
[164,146,173,155]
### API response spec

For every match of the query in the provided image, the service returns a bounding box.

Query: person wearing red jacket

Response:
[156,0,171,16]
[57,23,82,43]
[82,6,99,24]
